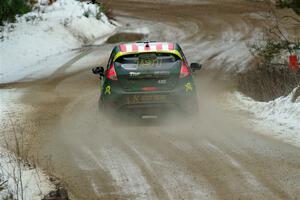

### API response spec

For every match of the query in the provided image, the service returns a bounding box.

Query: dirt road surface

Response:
[1,0,300,200]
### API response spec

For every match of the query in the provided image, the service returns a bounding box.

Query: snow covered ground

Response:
[0,89,55,199]
[0,88,30,137]
[0,147,54,200]
[227,87,300,147]
[0,0,116,84]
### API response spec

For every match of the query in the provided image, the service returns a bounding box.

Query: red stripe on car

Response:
[168,43,174,50]
[156,43,163,50]
[120,44,127,52]
[132,44,138,51]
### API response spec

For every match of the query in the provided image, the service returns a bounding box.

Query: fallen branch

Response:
[0,180,8,187]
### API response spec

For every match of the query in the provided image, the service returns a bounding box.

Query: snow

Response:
[0,147,55,200]
[0,89,30,139]
[100,147,153,199]
[205,141,269,192]
[0,0,116,84]
[184,27,258,72]
[0,89,54,199]
[227,87,300,147]
[125,0,210,4]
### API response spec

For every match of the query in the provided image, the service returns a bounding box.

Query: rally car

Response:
[92,41,201,118]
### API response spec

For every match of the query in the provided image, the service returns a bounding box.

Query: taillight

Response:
[179,63,190,79]
[106,64,118,80]
[142,87,157,91]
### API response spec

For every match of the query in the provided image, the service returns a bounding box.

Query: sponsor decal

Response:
[184,82,193,93]
[105,85,111,95]
[138,58,163,68]
[129,72,141,77]
[126,95,167,104]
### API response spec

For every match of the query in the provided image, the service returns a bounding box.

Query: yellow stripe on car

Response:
[113,50,183,62]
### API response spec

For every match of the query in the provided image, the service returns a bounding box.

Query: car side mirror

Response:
[190,63,202,71]
[92,67,105,78]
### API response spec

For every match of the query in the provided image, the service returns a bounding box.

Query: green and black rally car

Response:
[92,41,201,118]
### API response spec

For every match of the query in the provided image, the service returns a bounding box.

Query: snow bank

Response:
[227,87,300,147]
[0,89,31,140]
[0,148,54,200]
[0,90,54,200]
[0,0,116,83]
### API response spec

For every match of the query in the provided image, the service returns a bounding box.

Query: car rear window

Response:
[114,53,181,70]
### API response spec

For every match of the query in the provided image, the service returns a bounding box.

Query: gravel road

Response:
[1,0,299,199]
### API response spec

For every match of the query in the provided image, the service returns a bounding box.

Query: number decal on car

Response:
[158,80,167,84]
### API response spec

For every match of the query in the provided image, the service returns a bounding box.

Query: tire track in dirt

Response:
[109,126,236,200]
[109,131,216,200]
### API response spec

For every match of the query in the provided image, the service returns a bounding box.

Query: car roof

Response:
[113,41,182,61]
[117,41,177,53]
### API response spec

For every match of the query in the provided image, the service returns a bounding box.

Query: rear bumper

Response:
[101,91,198,116]
[119,103,180,117]
[100,78,198,116]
